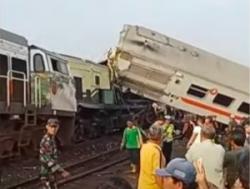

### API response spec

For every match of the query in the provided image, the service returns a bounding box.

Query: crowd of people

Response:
[120,104,250,189]
[38,104,249,189]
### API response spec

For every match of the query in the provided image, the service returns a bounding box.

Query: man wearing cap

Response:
[155,158,196,189]
[138,124,165,189]
[40,118,70,189]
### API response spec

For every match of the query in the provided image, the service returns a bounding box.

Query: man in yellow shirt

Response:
[138,124,165,189]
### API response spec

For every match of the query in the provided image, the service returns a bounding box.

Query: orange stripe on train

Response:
[181,97,242,120]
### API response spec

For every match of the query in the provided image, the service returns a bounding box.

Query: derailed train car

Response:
[0,29,76,158]
[108,25,250,124]
[63,55,152,141]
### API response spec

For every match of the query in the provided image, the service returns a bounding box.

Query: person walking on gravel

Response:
[121,120,143,173]
[162,115,174,165]
[40,118,70,189]
[138,124,165,189]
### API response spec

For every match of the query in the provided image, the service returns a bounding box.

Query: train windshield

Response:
[12,57,27,77]
[51,58,69,75]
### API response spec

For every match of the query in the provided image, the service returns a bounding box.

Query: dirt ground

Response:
[60,140,187,189]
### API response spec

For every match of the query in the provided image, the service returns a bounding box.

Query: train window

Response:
[60,62,69,74]
[213,93,234,107]
[51,59,60,72]
[0,54,8,75]
[95,75,100,85]
[34,54,45,72]
[187,84,208,98]
[51,58,68,75]
[11,58,27,78]
[238,102,250,114]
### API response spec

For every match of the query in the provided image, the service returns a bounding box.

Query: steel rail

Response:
[58,156,128,186]
[7,147,124,189]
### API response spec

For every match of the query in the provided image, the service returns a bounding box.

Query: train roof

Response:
[61,54,108,69]
[0,28,28,46]
[60,54,83,61]
[119,25,250,94]
[30,45,67,62]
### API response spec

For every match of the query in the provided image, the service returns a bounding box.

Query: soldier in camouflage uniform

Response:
[40,118,70,189]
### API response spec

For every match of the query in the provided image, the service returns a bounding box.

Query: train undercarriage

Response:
[0,92,154,160]
[73,88,155,143]
[0,108,75,159]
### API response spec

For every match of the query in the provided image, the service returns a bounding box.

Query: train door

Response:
[74,76,83,101]
[10,57,28,105]
[90,72,101,103]
[30,48,50,108]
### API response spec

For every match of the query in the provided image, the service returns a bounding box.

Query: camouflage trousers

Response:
[40,174,57,189]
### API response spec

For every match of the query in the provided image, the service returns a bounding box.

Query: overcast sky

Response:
[0,0,249,66]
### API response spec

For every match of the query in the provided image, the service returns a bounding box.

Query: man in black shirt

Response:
[223,129,247,188]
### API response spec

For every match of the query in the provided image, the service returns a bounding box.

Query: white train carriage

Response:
[0,28,77,159]
[109,25,250,124]
[0,28,29,113]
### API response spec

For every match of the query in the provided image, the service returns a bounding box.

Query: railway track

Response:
[0,134,121,188]
[7,148,128,189]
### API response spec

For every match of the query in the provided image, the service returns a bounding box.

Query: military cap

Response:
[47,118,59,127]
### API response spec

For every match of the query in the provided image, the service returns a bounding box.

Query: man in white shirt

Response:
[186,119,202,149]
[185,126,225,189]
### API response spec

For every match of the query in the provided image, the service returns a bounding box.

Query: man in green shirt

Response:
[121,120,143,173]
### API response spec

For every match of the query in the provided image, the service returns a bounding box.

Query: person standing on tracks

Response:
[186,116,204,149]
[181,121,193,143]
[223,129,247,189]
[162,115,174,165]
[121,120,143,173]
[133,116,147,142]
[138,124,165,189]
[40,118,70,189]
[243,117,250,146]
[185,126,225,189]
